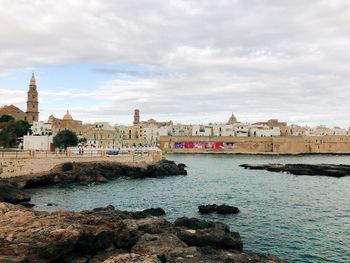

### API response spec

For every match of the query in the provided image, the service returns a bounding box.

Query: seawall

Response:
[0,151,163,179]
[159,135,350,154]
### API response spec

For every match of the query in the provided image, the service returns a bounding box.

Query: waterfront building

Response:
[85,122,121,149]
[249,125,281,137]
[23,134,53,151]
[31,121,52,136]
[48,110,84,136]
[191,125,213,136]
[253,119,290,136]
[0,73,39,123]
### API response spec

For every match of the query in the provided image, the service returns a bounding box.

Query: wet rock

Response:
[1,159,188,189]
[0,203,286,263]
[240,163,350,177]
[95,174,108,183]
[141,208,166,217]
[174,217,228,232]
[177,228,243,251]
[0,182,30,204]
[216,204,240,215]
[19,202,35,208]
[198,204,218,214]
[198,204,240,215]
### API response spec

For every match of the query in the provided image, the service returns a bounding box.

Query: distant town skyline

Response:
[1,1,350,127]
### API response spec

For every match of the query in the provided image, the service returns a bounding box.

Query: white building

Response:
[249,125,281,137]
[212,124,235,137]
[23,135,53,151]
[31,121,52,136]
[170,124,192,136]
[233,123,250,137]
[191,125,212,136]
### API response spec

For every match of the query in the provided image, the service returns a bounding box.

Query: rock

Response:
[141,208,166,217]
[198,204,240,215]
[177,228,243,251]
[174,217,228,232]
[0,159,188,189]
[0,203,286,263]
[19,202,35,208]
[0,182,31,204]
[105,253,161,263]
[240,163,350,177]
[216,204,240,215]
[198,204,218,214]
[95,174,108,183]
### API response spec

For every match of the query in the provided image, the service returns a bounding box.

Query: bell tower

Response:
[133,109,140,125]
[26,73,39,123]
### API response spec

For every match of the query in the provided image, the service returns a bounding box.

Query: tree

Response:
[5,120,31,137]
[53,130,78,150]
[0,115,15,123]
[0,120,31,148]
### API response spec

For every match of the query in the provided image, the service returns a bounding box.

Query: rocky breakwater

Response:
[1,159,187,189]
[0,203,286,263]
[240,163,350,177]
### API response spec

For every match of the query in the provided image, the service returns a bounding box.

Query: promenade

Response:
[0,148,163,178]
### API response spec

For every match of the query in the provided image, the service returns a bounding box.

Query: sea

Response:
[27,154,350,263]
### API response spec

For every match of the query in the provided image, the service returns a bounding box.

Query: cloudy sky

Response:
[0,0,350,126]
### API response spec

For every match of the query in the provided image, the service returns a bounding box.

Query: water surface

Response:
[27,154,350,263]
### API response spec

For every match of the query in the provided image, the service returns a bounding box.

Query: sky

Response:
[0,0,350,127]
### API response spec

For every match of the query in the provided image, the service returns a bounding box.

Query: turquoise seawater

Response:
[27,154,350,263]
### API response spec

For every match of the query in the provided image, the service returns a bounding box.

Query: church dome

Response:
[63,110,73,121]
[48,114,55,123]
[227,113,237,125]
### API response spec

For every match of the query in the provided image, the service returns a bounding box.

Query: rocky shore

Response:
[0,202,286,263]
[1,159,187,190]
[240,163,350,177]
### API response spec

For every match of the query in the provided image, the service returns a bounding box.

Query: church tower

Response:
[26,73,39,123]
[133,109,140,124]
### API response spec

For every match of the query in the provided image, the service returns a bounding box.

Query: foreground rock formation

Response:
[0,182,30,204]
[240,163,350,177]
[1,159,187,189]
[0,203,286,263]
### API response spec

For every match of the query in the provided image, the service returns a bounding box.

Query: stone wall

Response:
[159,135,350,154]
[0,151,163,178]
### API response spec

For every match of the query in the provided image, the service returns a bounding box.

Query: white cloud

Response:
[0,0,350,126]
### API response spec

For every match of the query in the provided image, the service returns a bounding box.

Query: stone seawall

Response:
[0,152,163,178]
[159,135,350,154]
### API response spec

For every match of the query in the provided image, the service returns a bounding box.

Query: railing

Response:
[0,147,162,161]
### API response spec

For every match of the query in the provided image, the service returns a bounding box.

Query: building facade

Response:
[0,73,39,123]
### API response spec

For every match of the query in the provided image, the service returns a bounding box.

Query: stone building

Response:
[0,73,39,123]
[85,122,121,149]
[48,110,84,136]
[122,109,173,147]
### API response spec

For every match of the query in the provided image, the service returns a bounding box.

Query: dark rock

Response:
[0,159,188,189]
[61,162,74,172]
[198,204,240,215]
[141,207,166,217]
[198,204,218,214]
[240,163,350,177]
[0,182,31,204]
[0,203,286,263]
[216,204,240,214]
[19,202,35,208]
[177,227,243,251]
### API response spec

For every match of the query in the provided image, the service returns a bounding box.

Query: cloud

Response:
[0,0,350,126]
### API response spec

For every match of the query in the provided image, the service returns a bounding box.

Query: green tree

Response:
[0,115,15,123]
[53,130,78,150]
[5,120,31,137]
[0,120,31,147]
